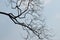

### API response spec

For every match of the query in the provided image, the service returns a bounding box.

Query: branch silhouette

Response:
[0,0,52,40]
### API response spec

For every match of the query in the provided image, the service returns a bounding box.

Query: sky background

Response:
[0,0,60,40]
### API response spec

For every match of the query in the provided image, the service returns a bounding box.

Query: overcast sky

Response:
[0,0,60,40]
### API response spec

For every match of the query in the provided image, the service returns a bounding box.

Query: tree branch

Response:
[0,11,43,39]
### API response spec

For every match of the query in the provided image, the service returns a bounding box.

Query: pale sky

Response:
[0,0,60,40]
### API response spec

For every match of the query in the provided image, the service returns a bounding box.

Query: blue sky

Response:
[0,0,60,40]
[44,0,60,40]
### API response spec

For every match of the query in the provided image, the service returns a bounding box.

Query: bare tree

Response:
[0,0,51,40]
